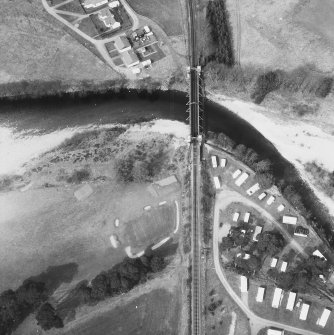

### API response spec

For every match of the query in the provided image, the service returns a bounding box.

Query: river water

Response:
[0,90,332,230]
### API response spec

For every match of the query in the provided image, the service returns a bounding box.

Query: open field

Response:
[127,0,183,36]
[205,255,250,335]
[0,126,185,292]
[0,0,119,84]
[63,287,181,335]
[122,203,177,250]
[58,0,85,14]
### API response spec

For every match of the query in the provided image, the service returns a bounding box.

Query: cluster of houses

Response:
[240,276,332,328]
[112,26,154,71]
[83,0,121,30]
[231,211,263,242]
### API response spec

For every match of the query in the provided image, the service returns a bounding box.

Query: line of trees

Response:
[206,0,235,66]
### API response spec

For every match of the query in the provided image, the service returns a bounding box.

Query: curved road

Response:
[213,190,323,335]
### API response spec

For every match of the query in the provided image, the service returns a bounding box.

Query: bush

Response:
[255,172,274,189]
[36,303,63,331]
[66,167,91,184]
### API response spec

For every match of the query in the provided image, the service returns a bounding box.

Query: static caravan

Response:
[253,226,263,242]
[267,196,275,205]
[272,288,283,308]
[286,291,297,311]
[258,192,267,200]
[299,303,310,321]
[277,204,285,212]
[211,155,218,168]
[317,308,331,328]
[235,172,249,187]
[220,158,227,167]
[232,169,242,179]
[233,212,240,222]
[256,286,266,303]
[282,216,297,225]
[213,176,221,189]
[247,183,260,196]
[240,275,248,293]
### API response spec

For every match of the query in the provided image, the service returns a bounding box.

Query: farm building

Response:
[211,155,218,168]
[277,204,285,212]
[286,291,296,311]
[235,172,249,186]
[267,329,284,335]
[108,0,120,8]
[317,308,331,327]
[213,176,221,189]
[240,275,248,293]
[74,184,93,201]
[282,215,297,225]
[272,288,283,308]
[313,249,327,261]
[154,175,178,187]
[256,286,265,303]
[98,8,121,29]
[232,169,242,179]
[267,195,275,205]
[122,50,139,67]
[280,261,288,273]
[294,226,309,237]
[300,303,310,320]
[258,192,267,200]
[115,35,131,52]
[252,226,263,242]
[270,257,278,268]
[83,0,108,8]
[244,212,250,223]
[220,158,227,167]
[246,183,260,196]
[233,212,240,222]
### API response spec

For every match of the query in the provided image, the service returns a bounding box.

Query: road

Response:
[213,190,323,335]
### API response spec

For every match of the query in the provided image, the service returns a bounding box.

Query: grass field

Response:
[0,0,119,85]
[122,203,177,250]
[127,0,183,36]
[63,288,181,335]
[77,16,100,38]
[58,0,86,14]
[205,256,250,335]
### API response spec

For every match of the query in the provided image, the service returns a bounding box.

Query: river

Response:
[0,89,332,237]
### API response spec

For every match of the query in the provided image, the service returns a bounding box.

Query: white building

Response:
[258,192,267,200]
[300,303,310,320]
[108,0,120,8]
[282,215,297,225]
[277,204,285,212]
[240,275,248,293]
[247,183,260,196]
[253,226,263,242]
[244,212,250,223]
[211,155,218,168]
[98,8,121,29]
[235,172,249,186]
[232,169,242,179]
[313,250,327,261]
[213,176,221,189]
[286,291,296,311]
[83,0,108,9]
[317,308,331,327]
[220,158,227,167]
[294,226,309,237]
[267,195,275,205]
[272,288,283,308]
[270,257,278,268]
[267,329,284,335]
[280,261,288,273]
[256,286,265,302]
[233,212,240,222]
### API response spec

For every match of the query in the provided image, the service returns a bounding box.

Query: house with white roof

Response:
[286,291,296,311]
[83,0,108,9]
[300,303,310,320]
[240,275,248,293]
[317,308,331,327]
[256,286,265,302]
[272,288,283,308]
[282,215,297,225]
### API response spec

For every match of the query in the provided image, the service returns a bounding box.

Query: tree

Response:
[244,148,259,168]
[36,303,63,331]
[16,280,46,309]
[132,161,149,183]
[255,159,272,173]
[234,144,247,160]
[150,256,166,273]
[0,290,22,334]
[220,236,234,251]
[91,273,109,300]
[255,172,275,189]
[257,231,286,256]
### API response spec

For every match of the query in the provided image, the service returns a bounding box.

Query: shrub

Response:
[36,303,63,331]
[66,167,91,184]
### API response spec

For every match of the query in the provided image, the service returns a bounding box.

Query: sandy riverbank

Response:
[208,92,334,218]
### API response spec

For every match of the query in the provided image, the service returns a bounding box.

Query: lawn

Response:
[63,288,181,335]
[77,17,100,38]
[122,202,176,250]
[205,256,250,335]
[48,0,69,6]
[127,0,183,36]
[58,0,86,14]
[58,13,79,24]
